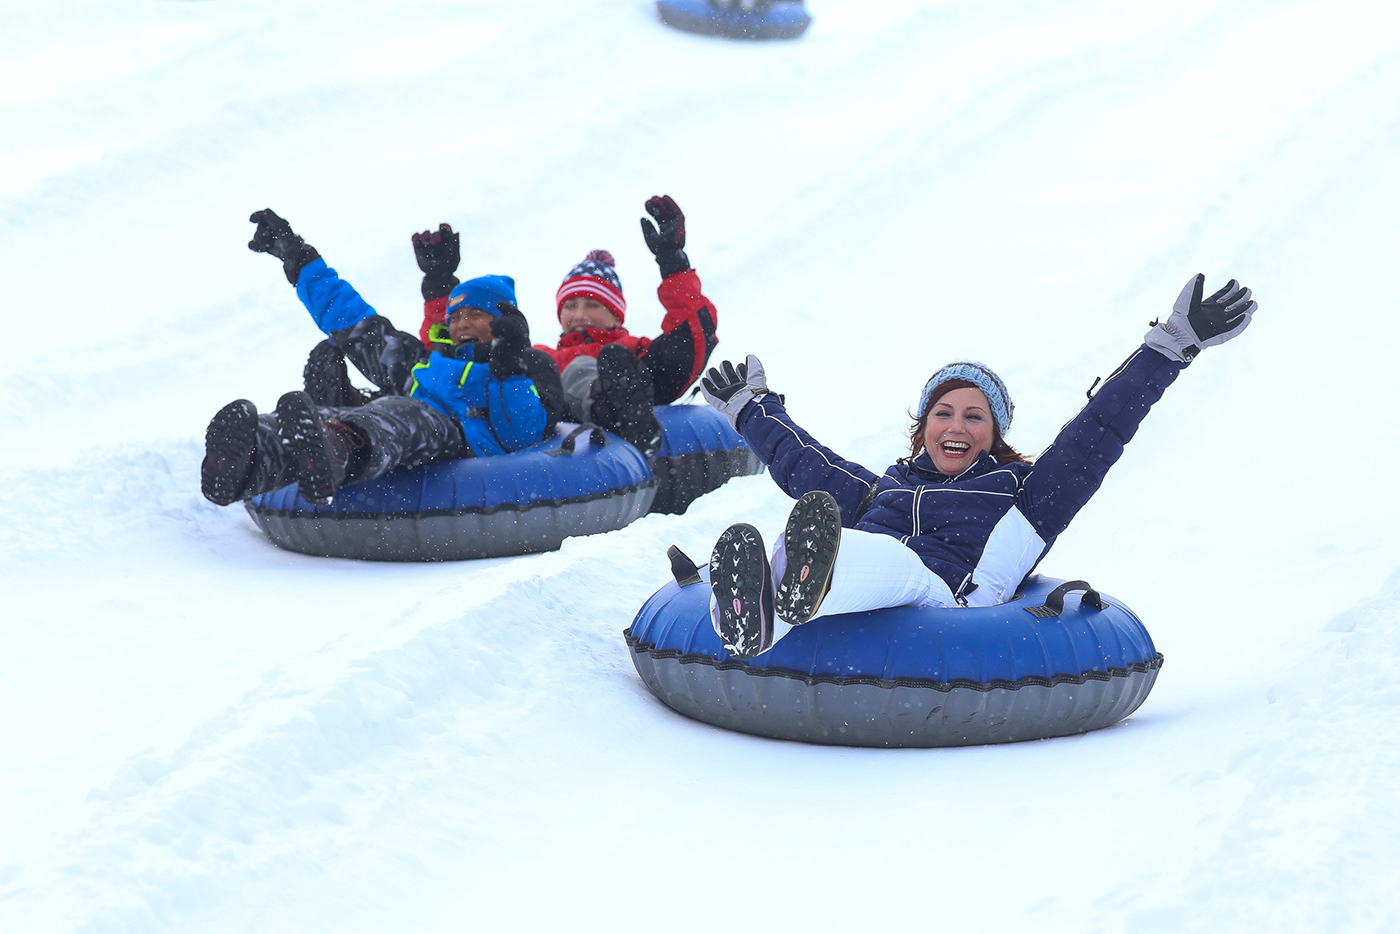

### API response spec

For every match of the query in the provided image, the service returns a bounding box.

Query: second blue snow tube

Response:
[656,1,812,41]
[648,403,763,514]
[625,570,1163,747]
[245,425,655,561]
[244,405,763,561]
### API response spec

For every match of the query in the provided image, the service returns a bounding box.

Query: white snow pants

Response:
[709,528,962,652]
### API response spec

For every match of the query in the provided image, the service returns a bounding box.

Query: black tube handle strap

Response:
[668,545,703,587]
[1025,580,1105,618]
[547,423,609,456]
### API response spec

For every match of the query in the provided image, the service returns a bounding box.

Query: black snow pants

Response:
[303,339,377,408]
[303,326,567,436]
[247,396,470,496]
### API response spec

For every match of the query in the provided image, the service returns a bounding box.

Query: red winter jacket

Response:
[419,269,718,405]
[419,295,450,347]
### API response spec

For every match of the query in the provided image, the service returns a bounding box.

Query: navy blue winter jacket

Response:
[295,258,548,457]
[736,345,1186,604]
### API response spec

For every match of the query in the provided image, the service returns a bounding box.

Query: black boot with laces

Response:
[275,391,356,505]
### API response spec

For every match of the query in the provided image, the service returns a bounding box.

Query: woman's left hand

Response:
[701,355,773,429]
[1145,274,1257,362]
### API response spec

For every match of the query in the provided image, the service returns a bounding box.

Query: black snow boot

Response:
[201,399,259,506]
[303,340,373,408]
[324,418,369,485]
[774,490,843,625]
[709,522,775,660]
[275,391,353,505]
[592,343,663,458]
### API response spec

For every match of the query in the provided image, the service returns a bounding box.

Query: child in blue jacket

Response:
[699,275,1257,659]
[200,210,559,507]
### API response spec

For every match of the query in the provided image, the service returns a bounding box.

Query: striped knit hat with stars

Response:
[555,250,627,324]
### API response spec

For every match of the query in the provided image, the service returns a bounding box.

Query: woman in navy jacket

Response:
[699,275,1257,659]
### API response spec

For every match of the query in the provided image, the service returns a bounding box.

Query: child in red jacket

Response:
[414,195,718,456]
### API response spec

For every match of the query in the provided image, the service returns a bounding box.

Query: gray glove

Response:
[1145,274,1257,363]
[700,354,772,429]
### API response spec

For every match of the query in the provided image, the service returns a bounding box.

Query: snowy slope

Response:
[2,0,1398,931]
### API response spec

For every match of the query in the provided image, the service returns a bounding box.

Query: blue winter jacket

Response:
[736,346,1186,605]
[295,258,547,457]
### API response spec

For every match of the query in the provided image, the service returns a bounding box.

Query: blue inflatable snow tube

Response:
[656,1,812,41]
[245,425,654,561]
[245,405,762,561]
[625,569,1163,747]
[649,404,763,514]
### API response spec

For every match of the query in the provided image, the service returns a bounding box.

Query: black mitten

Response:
[412,223,461,301]
[488,306,529,379]
[248,209,320,285]
[494,300,532,343]
[640,194,691,278]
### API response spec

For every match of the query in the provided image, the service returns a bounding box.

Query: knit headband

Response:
[917,361,1014,435]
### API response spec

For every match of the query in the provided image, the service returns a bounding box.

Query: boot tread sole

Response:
[708,523,774,660]
[201,400,258,506]
[776,491,843,625]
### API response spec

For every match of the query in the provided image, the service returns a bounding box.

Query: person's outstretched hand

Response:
[639,195,691,278]
[701,354,771,429]
[413,223,461,300]
[249,209,320,285]
[488,305,529,379]
[412,224,460,276]
[248,209,298,258]
[1146,274,1257,362]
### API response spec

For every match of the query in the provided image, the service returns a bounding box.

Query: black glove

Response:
[412,223,461,301]
[640,194,691,278]
[248,209,320,285]
[488,305,529,379]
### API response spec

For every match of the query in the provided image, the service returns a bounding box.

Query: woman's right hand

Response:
[701,355,773,430]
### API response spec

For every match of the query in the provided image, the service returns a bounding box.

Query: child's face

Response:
[560,297,620,333]
[449,306,496,345]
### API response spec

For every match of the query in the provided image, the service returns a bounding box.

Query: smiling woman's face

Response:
[922,387,995,476]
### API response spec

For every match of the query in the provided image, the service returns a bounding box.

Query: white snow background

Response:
[2,0,1398,930]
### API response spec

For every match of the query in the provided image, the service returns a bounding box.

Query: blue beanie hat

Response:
[447,275,516,319]
[917,361,1014,435]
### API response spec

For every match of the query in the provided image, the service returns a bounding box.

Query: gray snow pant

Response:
[560,355,600,424]
[247,395,470,496]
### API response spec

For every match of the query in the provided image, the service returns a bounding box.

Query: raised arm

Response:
[1021,274,1257,539]
[637,195,719,402]
[702,356,879,526]
[412,223,461,348]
